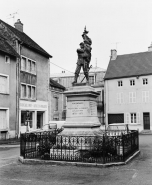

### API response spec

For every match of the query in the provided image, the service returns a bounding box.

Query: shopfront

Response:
[19,100,48,133]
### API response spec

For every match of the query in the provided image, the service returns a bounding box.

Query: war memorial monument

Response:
[60,28,101,136]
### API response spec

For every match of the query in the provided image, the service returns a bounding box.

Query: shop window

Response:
[21,111,33,128]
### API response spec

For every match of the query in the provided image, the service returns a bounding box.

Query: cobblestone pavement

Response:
[0,135,152,185]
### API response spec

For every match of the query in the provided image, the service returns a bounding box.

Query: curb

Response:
[18,150,140,168]
[0,144,20,148]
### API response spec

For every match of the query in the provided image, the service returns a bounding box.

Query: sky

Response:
[1,0,152,74]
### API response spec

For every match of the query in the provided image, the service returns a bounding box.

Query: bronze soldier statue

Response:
[72,27,92,84]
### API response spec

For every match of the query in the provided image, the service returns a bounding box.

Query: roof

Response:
[0,37,20,58]
[50,78,65,90]
[104,51,152,80]
[0,19,52,58]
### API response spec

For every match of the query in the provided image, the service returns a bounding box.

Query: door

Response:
[37,112,44,129]
[143,113,150,130]
[108,114,124,125]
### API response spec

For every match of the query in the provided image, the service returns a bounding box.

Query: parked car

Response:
[106,123,130,136]
[26,123,57,134]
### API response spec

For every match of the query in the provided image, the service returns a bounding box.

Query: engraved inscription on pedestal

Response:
[67,101,97,117]
[89,101,97,116]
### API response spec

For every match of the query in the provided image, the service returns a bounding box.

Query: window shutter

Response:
[117,93,119,104]
[126,113,130,123]
[137,112,140,123]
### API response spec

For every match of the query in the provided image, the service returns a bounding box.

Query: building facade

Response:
[49,78,65,121]
[0,36,20,139]
[50,67,106,125]
[104,46,152,132]
[0,19,52,137]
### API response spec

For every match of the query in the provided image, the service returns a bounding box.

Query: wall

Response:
[105,75,152,131]
[0,53,17,137]
[21,46,49,102]
[49,87,64,121]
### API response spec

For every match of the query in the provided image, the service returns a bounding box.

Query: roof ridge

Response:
[0,19,52,58]
[117,51,150,57]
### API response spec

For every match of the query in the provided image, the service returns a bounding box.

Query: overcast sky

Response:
[1,0,152,74]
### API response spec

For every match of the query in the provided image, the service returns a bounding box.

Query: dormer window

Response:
[130,79,135,86]
[118,80,123,87]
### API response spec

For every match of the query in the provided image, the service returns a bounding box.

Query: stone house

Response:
[0,19,52,137]
[104,45,152,132]
[49,78,66,121]
[0,36,20,139]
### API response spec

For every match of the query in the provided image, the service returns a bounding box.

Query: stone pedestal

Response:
[60,84,101,136]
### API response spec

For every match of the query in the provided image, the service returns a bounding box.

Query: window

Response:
[31,87,36,99]
[21,84,36,99]
[143,78,148,85]
[89,76,94,85]
[118,81,123,87]
[0,110,7,129]
[117,92,124,104]
[5,56,10,64]
[31,61,36,74]
[131,113,136,123]
[54,97,58,111]
[27,59,32,72]
[21,56,36,74]
[21,84,26,98]
[27,85,31,98]
[21,57,26,71]
[0,74,9,94]
[129,92,136,103]
[142,91,149,103]
[130,79,135,86]
[126,112,140,123]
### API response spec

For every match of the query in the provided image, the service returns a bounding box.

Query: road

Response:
[0,135,152,185]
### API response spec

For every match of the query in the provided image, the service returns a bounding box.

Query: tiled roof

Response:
[50,78,65,90]
[0,37,20,58]
[0,19,52,58]
[104,51,152,80]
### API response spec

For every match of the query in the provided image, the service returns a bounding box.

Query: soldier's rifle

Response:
[81,65,92,83]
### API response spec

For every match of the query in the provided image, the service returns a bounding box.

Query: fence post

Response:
[122,133,125,162]
[103,134,105,164]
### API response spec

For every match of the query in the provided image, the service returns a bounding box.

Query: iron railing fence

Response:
[20,130,139,164]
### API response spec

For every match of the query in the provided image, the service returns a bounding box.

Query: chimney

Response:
[111,49,117,60]
[148,42,152,52]
[14,19,23,32]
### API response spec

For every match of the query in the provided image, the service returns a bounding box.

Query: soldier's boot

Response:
[85,73,89,84]
[72,74,78,84]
